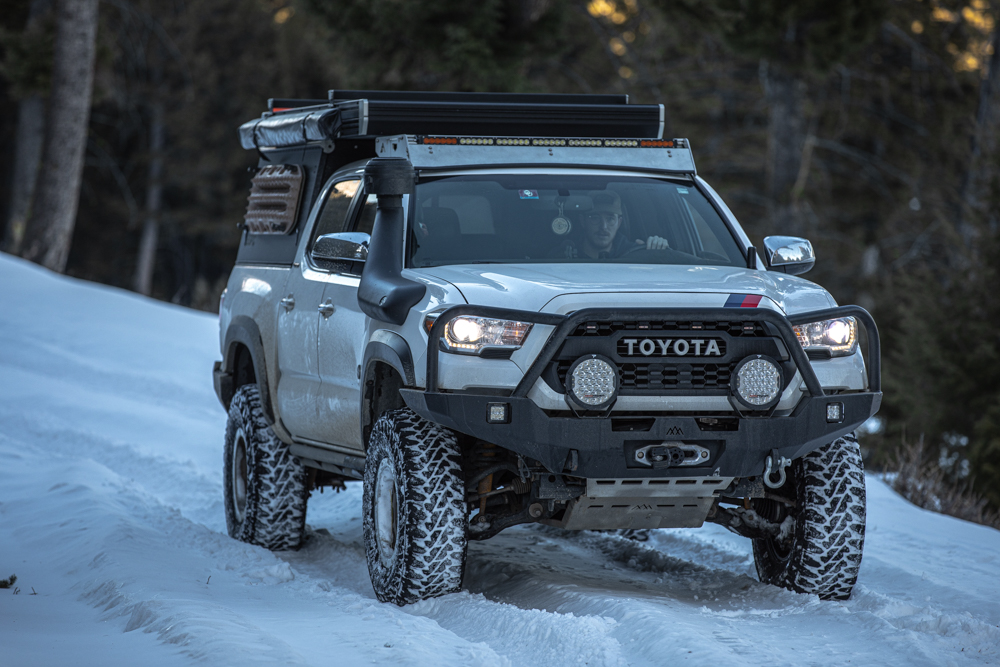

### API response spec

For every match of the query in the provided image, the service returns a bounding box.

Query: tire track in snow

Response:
[287,491,633,667]
[459,523,995,666]
[0,407,224,531]
[0,431,505,666]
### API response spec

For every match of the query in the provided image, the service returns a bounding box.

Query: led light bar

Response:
[416,136,686,148]
[375,134,697,173]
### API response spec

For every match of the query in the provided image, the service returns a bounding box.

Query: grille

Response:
[548,318,781,396]
[558,361,735,391]
[570,320,766,338]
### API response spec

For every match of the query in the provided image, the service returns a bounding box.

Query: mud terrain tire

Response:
[224,385,308,550]
[363,408,467,605]
[753,433,866,600]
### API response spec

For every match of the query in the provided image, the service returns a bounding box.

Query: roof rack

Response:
[241,91,665,151]
[266,91,631,111]
[327,89,630,105]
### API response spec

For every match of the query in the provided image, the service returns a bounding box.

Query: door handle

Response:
[280,295,295,311]
[318,300,335,318]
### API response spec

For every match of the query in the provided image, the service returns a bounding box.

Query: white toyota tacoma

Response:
[214,90,881,605]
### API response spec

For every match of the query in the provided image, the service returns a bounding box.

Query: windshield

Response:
[407,174,745,268]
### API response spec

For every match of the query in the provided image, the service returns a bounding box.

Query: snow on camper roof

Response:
[373,134,697,174]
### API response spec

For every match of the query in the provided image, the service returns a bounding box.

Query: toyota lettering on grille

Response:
[618,337,725,357]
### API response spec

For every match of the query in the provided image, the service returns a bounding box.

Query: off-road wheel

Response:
[224,384,308,550]
[752,433,866,600]
[363,408,467,605]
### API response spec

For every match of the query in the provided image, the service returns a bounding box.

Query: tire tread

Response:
[363,408,467,605]
[224,385,307,551]
[753,433,866,600]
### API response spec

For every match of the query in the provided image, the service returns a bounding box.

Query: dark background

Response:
[2,0,998,517]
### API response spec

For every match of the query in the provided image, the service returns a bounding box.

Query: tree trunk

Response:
[958,22,1000,244]
[760,59,809,235]
[20,0,99,273]
[2,0,52,255]
[2,95,46,255]
[134,99,165,296]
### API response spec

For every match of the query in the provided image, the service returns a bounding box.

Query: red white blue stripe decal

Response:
[724,294,763,308]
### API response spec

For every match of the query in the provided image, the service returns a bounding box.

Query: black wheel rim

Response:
[754,497,792,562]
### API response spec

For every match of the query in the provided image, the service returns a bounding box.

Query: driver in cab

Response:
[554,191,669,259]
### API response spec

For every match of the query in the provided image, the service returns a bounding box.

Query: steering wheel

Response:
[623,236,671,254]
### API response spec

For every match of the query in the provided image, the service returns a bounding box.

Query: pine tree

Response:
[706,0,887,235]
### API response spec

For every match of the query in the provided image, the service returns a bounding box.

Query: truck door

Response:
[315,190,379,451]
[274,177,361,441]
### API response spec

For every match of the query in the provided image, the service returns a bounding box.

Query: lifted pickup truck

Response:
[214,90,880,605]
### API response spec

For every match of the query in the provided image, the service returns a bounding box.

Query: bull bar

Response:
[398,305,881,478]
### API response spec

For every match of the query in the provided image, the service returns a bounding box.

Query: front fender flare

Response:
[363,329,415,387]
[360,330,415,440]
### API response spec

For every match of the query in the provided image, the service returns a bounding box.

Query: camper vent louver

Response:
[243,164,303,234]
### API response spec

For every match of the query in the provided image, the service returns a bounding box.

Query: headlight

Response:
[793,317,858,357]
[425,314,533,354]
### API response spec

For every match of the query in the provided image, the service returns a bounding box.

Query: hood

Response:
[416,263,837,314]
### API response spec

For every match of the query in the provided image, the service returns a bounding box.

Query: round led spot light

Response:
[566,354,619,410]
[731,355,783,410]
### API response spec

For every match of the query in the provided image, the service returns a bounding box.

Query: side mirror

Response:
[311,232,370,271]
[762,236,815,275]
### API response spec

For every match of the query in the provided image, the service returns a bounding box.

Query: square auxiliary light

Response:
[826,402,844,423]
[487,403,510,424]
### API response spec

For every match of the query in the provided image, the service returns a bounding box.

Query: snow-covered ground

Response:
[1,252,998,667]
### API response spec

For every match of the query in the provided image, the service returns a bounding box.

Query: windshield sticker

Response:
[676,187,689,194]
[519,189,539,199]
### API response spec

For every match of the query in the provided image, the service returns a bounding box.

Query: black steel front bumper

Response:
[399,305,882,479]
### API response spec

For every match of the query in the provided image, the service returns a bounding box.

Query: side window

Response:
[309,178,361,249]
[314,190,375,277]
[353,193,377,236]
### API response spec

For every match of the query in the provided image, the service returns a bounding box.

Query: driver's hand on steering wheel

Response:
[644,235,670,250]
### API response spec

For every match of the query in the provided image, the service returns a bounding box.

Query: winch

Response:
[633,441,711,467]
